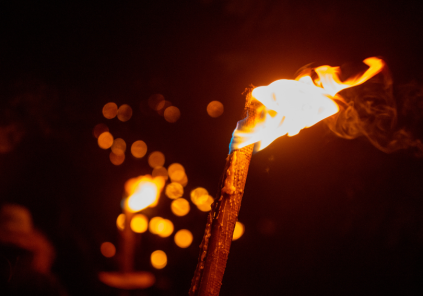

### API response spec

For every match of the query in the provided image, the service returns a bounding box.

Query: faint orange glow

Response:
[124,175,165,212]
[196,195,214,212]
[157,101,172,116]
[148,151,165,168]
[165,182,184,199]
[149,217,163,235]
[101,242,116,258]
[232,221,245,241]
[174,229,193,248]
[207,101,224,118]
[116,214,125,231]
[93,123,109,138]
[130,213,148,233]
[151,250,167,269]
[111,138,126,156]
[98,132,114,149]
[190,187,209,206]
[231,57,384,152]
[117,104,133,122]
[131,140,147,158]
[152,167,168,181]
[148,94,165,111]
[109,151,125,165]
[171,198,190,217]
[103,102,118,119]
[164,106,181,123]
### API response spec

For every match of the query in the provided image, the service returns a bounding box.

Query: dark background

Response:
[1,1,423,295]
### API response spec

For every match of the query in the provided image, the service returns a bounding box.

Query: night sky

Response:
[1,1,423,295]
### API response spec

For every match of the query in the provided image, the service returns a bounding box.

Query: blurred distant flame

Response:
[124,175,165,212]
[230,57,384,152]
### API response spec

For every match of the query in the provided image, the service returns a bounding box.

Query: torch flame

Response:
[230,57,385,152]
[124,175,165,212]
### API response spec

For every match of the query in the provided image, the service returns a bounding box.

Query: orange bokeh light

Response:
[165,182,184,199]
[130,213,148,233]
[98,132,114,149]
[102,102,118,119]
[151,250,167,269]
[174,229,193,248]
[232,221,245,241]
[109,151,125,165]
[131,140,147,158]
[117,104,133,122]
[207,101,224,118]
[116,213,125,231]
[111,138,126,156]
[148,151,165,168]
[171,198,190,217]
[101,242,116,258]
[93,123,109,138]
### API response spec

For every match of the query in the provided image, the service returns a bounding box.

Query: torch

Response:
[189,57,385,296]
[99,175,164,292]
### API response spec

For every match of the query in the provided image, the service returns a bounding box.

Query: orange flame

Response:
[230,57,385,152]
[124,175,165,212]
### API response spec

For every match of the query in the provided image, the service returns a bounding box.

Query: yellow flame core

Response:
[124,175,165,212]
[230,57,384,152]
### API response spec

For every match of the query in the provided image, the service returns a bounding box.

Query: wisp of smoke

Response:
[321,63,423,156]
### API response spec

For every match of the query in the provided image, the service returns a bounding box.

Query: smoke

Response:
[321,64,423,156]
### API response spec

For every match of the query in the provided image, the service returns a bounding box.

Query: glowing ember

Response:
[230,57,384,152]
[124,175,165,212]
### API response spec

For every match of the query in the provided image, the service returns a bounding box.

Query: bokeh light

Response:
[196,195,214,212]
[157,219,174,238]
[190,187,209,206]
[131,140,147,158]
[151,250,167,269]
[93,123,109,138]
[109,151,125,165]
[98,132,114,149]
[164,106,181,123]
[177,174,188,187]
[152,167,168,181]
[148,151,165,168]
[130,213,148,233]
[117,104,133,122]
[111,138,126,155]
[232,221,245,241]
[165,182,184,199]
[100,242,116,258]
[149,217,163,235]
[171,198,190,217]
[207,101,224,118]
[116,213,125,231]
[174,229,193,248]
[168,163,185,183]
[157,100,172,116]
[148,94,165,111]
[102,102,118,119]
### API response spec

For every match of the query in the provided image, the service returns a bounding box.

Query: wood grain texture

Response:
[189,87,256,296]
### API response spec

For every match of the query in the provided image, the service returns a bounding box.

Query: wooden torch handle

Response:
[189,87,256,296]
